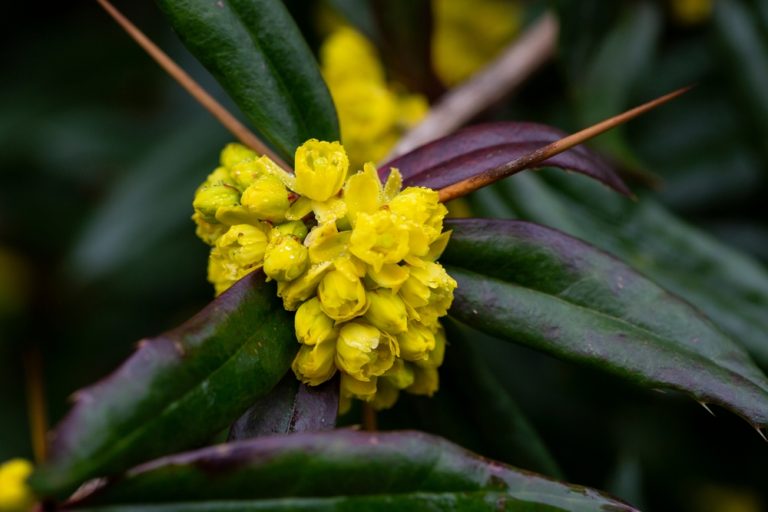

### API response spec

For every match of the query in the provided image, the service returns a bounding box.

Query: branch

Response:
[383,12,559,161]
[95,0,291,171]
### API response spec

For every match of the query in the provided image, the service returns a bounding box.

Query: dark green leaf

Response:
[228,375,338,440]
[71,430,636,512]
[442,218,768,429]
[30,273,296,498]
[69,492,588,511]
[442,320,563,479]
[155,0,339,160]
[476,172,768,368]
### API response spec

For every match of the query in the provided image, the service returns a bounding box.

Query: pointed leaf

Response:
[156,0,339,161]
[379,122,631,195]
[477,172,768,368]
[442,218,768,429]
[228,375,338,441]
[71,430,636,512]
[30,272,296,498]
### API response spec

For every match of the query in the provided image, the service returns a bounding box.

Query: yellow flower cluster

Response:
[432,0,522,86]
[193,140,456,411]
[0,459,34,512]
[320,27,428,169]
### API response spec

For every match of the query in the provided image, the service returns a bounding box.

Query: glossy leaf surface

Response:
[442,218,768,429]
[228,375,338,440]
[31,273,296,498]
[73,430,635,512]
[469,172,768,368]
[156,0,339,160]
[380,122,631,196]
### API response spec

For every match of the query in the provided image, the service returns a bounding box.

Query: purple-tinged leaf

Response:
[69,430,636,512]
[30,272,296,498]
[228,375,338,440]
[380,122,631,195]
[442,218,768,430]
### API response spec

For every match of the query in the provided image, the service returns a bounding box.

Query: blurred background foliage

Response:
[1,1,767,511]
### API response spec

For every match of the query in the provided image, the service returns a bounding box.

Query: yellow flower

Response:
[208,224,269,295]
[432,0,522,86]
[407,365,440,396]
[364,289,408,334]
[340,372,377,402]
[321,27,384,85]
[669,0,712,25]
[397,321,436,362]
[294,297,337,346]
[294,139,349,202]
[0,459,34,512]
[195,138,456,411]
[400,260,457,321]
[292,337,337,386]
[350,211,411,271]
[240,175,290,223]
[263,235,309,282]
[318,270,368,321]
[336,321,399,381]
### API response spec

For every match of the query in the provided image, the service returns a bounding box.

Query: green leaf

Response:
[441,321,563,479]
[70,430,636,512]
[30,273,296,498]
[69,492,593,511]
[228,375,338,440]
[155,0,339,161]
[442,218,768,429]
[476,172,768,368]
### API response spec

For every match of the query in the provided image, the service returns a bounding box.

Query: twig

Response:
[362,403,378,431]
[438,86,693,202]
[383,12,559,162]
[24,347,48,463]
[95,0,291,171]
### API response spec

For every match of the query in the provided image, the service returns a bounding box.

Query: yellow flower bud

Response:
[318,270,368,321]
[349,210,410,271]
[263,235,309,282]
[371,380,399,410]
[294,139,349,202]
[397,321,436,361]
[336,321,398,381]
[382,358,415,389]
[295,297,336,346]
[416,325,446,369]
[207,224,269,295]
[321,27,385,86]
[364,289,408,334]
[202,166,235,187]
[277,261,333,311]
[193,184,240,223]
[340,373,378,402]
[192,212,228,246]
[292,338,337,386]
[390,187,447,256]
[230,155,294,191]
[0,458,35,512]
[407,365,439,396]
[306,222,349,264]
[272,220,308,240]
[241,175,290,223]
[220,142,257,169]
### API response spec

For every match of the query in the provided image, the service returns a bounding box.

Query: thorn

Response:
[698,401,715,417]
[438,85,694,202]
[94,0,291,171]
[754,425,767,443]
